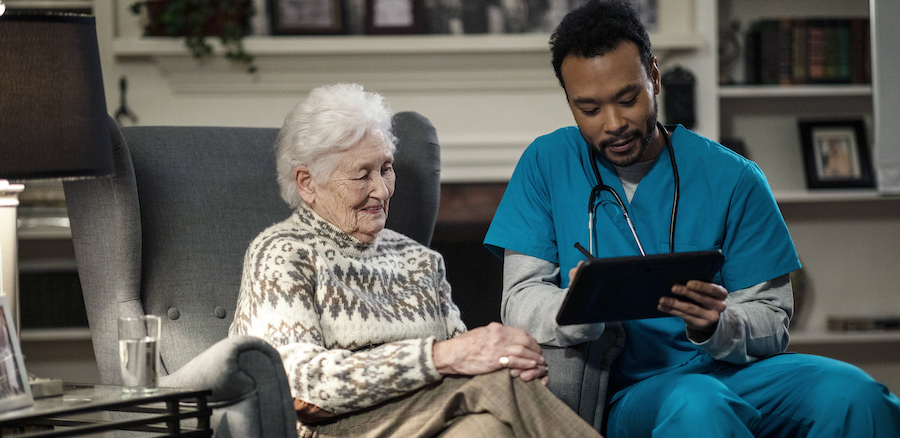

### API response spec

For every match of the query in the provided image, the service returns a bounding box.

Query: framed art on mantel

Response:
[366,0,421,34]
[799,119,875,189]
[270,0,343,34]
[0,295,33,413]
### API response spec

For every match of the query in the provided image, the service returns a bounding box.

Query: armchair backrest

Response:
[64,112,441,384]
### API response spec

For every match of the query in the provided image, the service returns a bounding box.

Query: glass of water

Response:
[118,315,161,394]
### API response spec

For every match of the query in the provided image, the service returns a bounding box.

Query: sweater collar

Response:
[293,205,376,255]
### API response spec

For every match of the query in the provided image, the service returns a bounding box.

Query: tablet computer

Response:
[556,250,725,325]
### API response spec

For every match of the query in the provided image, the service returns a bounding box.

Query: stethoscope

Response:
[587,122,680,257]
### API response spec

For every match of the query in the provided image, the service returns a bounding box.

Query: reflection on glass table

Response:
[0,384,211,437]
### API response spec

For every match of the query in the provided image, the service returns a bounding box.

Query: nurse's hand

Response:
[659,280,728,339]
[568,260,587,285]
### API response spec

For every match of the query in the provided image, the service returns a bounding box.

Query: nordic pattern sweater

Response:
[229,206,467,417]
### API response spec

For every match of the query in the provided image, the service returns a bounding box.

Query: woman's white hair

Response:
[275,83,397,209]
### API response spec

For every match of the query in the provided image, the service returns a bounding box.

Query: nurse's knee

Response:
[611,374,760,436]
[801,356,893,409]
[656,375,740,414]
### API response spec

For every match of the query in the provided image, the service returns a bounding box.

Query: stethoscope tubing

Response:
[587,122,679,257]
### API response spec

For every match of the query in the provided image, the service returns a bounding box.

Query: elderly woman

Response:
[228,83,602,438]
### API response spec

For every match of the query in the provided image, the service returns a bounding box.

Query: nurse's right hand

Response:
[568,260,587,286]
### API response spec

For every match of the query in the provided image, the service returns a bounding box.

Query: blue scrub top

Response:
[485,125,801,389]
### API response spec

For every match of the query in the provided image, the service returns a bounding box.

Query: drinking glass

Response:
[118,315,161,394]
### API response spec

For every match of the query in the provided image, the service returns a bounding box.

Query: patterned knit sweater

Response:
[229,206,467,418]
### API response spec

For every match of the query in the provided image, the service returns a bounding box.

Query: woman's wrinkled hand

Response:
[433,322,548,384]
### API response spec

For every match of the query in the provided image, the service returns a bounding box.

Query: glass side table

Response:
[0,384,212,437]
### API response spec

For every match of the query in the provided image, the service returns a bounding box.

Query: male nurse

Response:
[484,1,900,436]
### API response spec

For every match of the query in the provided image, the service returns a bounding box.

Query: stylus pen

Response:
[575,242,597,260]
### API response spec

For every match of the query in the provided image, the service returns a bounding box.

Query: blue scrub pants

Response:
[606,353,900,438]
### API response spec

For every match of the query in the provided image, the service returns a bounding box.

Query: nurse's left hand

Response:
[659,280,728,338]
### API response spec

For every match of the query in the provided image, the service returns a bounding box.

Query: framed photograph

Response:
[0,295,33,412]
[366,0,421,34]
[799,119,875,189]
[270,0,343,35]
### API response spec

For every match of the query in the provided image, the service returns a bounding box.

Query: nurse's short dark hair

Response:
[550,0,653,89]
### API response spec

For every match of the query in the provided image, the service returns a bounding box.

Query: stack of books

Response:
[828,316,900,332]
[745,18,870,85]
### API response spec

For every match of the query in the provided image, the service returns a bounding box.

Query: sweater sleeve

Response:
[229,233,444,417]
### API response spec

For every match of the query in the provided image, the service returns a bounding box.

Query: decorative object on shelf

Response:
[423,0,463,34]
[718,19,741,85]
[270,0,343,34]
[827,316,900,332]
[366,0,421,34]
[0,295,33,412]
[788,264,810,331]
[0,11,114,334]
[798,119,874,189]
[131,0,256,72]
[661,66,695,129]
[115,76,139,127]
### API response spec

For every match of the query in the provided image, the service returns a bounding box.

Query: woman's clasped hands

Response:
[433,322,549,385]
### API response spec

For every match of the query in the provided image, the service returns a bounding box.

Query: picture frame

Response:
[0,295,33,413]
[366,0,421,34]
[798,119,875,189]
[269,0,343,35]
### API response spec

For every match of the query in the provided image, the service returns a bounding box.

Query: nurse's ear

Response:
[651,56,661,95]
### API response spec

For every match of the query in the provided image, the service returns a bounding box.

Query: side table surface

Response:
[0,384,212,437]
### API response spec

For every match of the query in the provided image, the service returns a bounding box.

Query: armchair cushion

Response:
[159,335,296,437]
[544,322,626,431]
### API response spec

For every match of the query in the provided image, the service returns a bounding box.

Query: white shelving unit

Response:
[771,188,888,203]
[719,84,872,98]
[715,0,900,393]
[791,330,900,346]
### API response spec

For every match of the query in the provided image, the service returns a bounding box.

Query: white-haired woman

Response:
[229,83,603,438]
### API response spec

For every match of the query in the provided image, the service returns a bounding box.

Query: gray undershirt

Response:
[613,158,655,202]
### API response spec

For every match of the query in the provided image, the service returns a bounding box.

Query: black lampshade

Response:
[0,11,114,180]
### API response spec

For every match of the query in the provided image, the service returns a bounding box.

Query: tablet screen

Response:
[556,250,725,325]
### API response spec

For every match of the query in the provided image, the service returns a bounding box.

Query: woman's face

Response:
[300,131,395,242]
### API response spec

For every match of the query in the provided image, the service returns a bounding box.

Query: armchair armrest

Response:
[159,335,297,438]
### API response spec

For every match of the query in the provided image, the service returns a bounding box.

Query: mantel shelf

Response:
[113,32,706,57]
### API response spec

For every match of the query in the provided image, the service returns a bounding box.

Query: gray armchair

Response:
[63,111,441,437]
[543,323,626,431]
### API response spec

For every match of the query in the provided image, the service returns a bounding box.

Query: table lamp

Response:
[0,9,114,333]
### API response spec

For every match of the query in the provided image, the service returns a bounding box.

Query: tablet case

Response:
[556,250,725,325]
